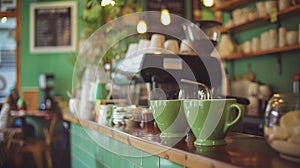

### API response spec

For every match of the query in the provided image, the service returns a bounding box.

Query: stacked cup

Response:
[256,1,267,17]
[126,34,198,56]
[279,0,291,10]
[265,1,277,15]
[286,30,299,46]
[279,27,287,47]
[180,39,194,54]
[149,34,165,53]
[164,39,179,54]
[268,29,278,49]
[252,37,260,52]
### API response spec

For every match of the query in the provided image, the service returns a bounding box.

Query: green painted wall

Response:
[20,0,297,100]
[20,0,84,100]
[19,0,192,101]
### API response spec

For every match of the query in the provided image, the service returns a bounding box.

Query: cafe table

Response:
[63,112,299,168]
[9,110,62,168]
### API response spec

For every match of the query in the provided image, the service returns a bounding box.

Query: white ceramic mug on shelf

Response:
[286,30,298,46]
[260,32,269,50]
[180,39,194,54]
[232,9,242,25]
[256,2,267,17]
[279,0,290,10]
[243,41,252,53]
[279,27,287,47]
[265,1,277,14]
[164,39,179,54]
[251,37,260,52]
[268,29,278,49]
[248,11,258,21]
[150,34,165,49]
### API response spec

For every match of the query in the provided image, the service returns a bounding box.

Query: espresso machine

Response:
[140,53,223,100]
[111,21,224,105]
[111,52,223,106]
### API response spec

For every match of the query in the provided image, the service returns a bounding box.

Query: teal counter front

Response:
[63,112,299,168]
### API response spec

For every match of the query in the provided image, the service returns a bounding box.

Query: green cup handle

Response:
[224,103,244,133]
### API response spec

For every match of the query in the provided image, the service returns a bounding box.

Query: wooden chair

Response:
[20,114,60,168]
[1,94,63,168]
[0,127,23,168]
[0,98,23,167]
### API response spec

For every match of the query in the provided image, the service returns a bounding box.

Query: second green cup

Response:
[183,99,243,147]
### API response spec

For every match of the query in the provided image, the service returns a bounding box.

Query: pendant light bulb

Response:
[203,0,214,7]
[161,9,171,26]
[101,0,116,6]
[137,20,147,34]
[1,17,7,23]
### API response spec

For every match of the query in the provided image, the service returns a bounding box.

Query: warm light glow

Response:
[101,0,116,6]
[203,0,214,7]
[137,20,147,34]
[161,9,171,26]
[1,17,7,23]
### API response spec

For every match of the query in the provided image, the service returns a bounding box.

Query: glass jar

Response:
[264,93,300,162]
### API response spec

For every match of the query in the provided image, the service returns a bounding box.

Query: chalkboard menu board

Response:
[30,2,77,53]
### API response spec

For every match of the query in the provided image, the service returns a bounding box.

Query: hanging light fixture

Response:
[202,0,214,7]
[161,8,171,26]
[137,19,147,34]
[101,0,116,7]
[1,17,7,23]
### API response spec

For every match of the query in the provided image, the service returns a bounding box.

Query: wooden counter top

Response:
[63,112,299,168]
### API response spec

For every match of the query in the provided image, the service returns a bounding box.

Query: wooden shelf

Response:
[222,44,300,60]
[0,11,17,17]
[277,3,300,15]
[221,4,300,33]
[221,16,269,33]
[211,0,254,11]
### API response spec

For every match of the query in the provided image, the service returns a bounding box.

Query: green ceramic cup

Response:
[150,100,190,139]
[183,99,243,147]
[95,83,108,100]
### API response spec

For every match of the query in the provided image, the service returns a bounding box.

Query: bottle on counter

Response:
[293,74,300,93]
[17,96,27,111]
[39,92,53,111]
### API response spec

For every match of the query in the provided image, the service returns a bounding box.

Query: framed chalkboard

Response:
[30,2,77,53]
